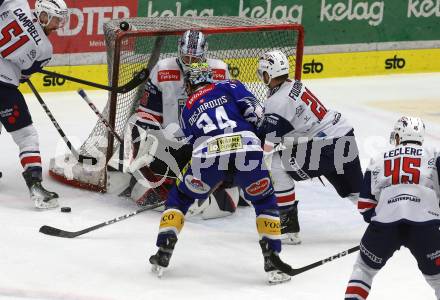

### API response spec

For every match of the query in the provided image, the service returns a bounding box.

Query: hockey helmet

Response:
[390,116,425,145]
[184,62,213,87]
[257,50,289,85]
[178,30,208,66]
[35,0,69,29]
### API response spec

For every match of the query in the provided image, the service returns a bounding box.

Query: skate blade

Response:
[34,199,59,209]
[151,264,165,278]
[267,271,291,285]
[281,233,302,245]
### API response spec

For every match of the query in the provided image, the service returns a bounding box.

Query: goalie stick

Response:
[38,68,148,94]
[39,201,164,238]
[38,33,165,94]
[27,80,97,165]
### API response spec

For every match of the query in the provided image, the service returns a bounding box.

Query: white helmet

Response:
[257,50,289,85]
[178,30,208,66]
[390,116,425,145]
[34,0,68,29]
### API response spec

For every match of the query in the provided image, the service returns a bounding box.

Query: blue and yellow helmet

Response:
[184,62,214,87]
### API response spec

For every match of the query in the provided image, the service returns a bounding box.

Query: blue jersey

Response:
[181,80,264,146]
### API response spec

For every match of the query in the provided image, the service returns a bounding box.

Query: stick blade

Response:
[39,225,76,238]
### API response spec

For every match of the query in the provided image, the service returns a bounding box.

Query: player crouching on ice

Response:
[149,63,293,284]
[0,0,68,208]
[345,117,440,299]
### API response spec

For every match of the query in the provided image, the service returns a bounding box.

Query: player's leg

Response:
[0,85,58,208]
[345,223,402,299]
[271,152,300,245]
[149,156,226,276]
[234,150,291,284]
[406,223,440,299]
[324,130,363,204]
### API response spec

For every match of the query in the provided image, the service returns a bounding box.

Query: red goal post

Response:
[49,16,304,192]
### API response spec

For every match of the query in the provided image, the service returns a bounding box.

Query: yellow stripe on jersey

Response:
[256,214,281,239]
[159,209,185,235]
[176,160,192,186]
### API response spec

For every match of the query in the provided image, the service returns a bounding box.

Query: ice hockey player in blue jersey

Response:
[345,116,440,299]
[0,0,68,208]
[149,62,293,284]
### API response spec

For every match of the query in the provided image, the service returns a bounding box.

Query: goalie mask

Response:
[35,0,69,30]
[178,30,208,67]
[390,116,425,145]
[257,50,289,85]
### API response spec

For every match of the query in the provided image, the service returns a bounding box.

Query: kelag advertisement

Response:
[19,0,440,92]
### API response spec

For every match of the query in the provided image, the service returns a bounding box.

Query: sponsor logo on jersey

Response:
[385,55,406,70]
[186,84,215,109]
[295,106,305,117]
[207,135,243,154]
[428,210,440,217]
[212,69,226,80]
[387,194,421,204]
[332,112,341,125]
[246,177,270,196]
[360,242,383,264]
[320,0,384,26]
[184,175,210,194]
[158,70,181,82]
[427,250,440,261]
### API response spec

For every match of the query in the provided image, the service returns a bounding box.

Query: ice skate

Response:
[259,240,292,284]
[23,170,58,209]
[280,204,301,245]
[149,234,177,278]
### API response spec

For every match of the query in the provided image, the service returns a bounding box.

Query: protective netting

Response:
[49,16,304,192]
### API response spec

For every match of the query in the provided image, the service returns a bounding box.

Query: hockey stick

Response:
[38,68,149,94]
[76,89,169,199]
[285,245,360,276]
[27,80,97,165]
[39,200,164,238]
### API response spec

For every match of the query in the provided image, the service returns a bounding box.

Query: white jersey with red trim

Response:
[358,144,440,224]
[136,57,229,136]
[263,79,352,144]
[0,0,52,87]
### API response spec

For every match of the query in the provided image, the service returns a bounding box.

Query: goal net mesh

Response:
[49,16,304,192]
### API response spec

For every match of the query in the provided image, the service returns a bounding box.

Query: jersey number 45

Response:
[384,157,421,185]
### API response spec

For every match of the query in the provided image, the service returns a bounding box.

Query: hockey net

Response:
[49,16,304,192]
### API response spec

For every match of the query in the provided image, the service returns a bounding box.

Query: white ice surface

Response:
[0,73,439,300]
